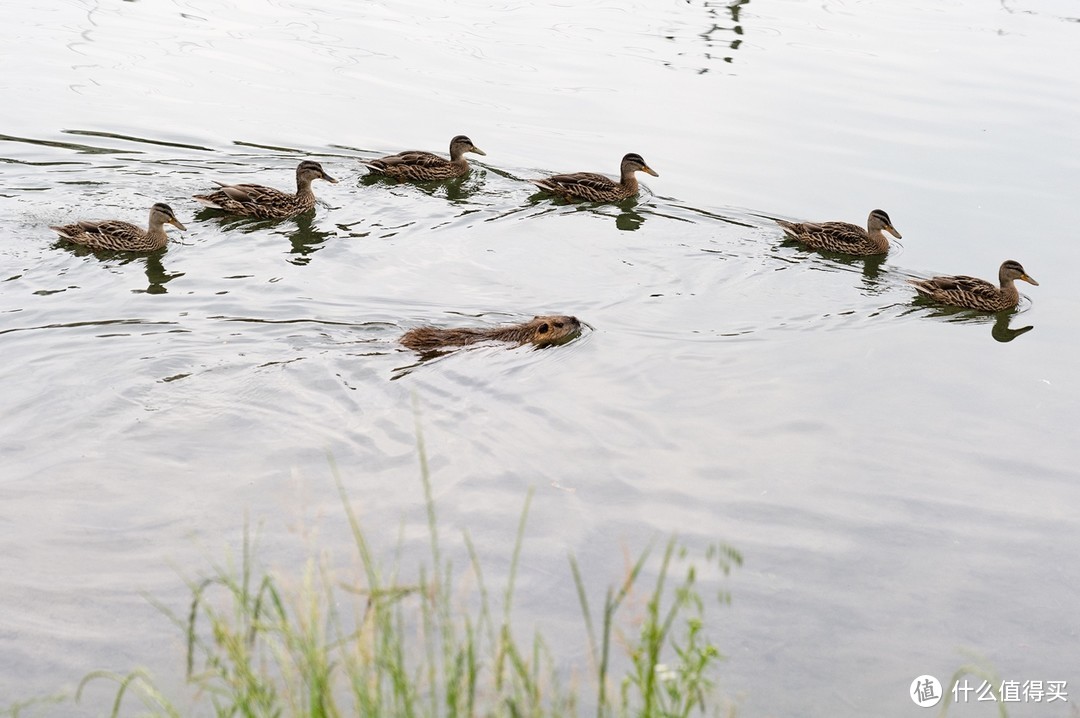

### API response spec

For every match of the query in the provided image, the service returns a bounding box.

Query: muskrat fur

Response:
[401,315,582,353]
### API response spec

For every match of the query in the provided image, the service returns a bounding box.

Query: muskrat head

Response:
[529,315,582,347]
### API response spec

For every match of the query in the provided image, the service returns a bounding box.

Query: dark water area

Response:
[1,1,1078,715]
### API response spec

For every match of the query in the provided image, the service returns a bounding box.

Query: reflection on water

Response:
[774,236,893,289]
[391,349,446,380]
[803,250,892,286]
[194,204,341,266]
[64,129,214,153]
[521,191,654,231]
[440,173,487,204]
[0,317,181,338]
[51,241,183,295]
[999,0,1080,23]
[615,205,646,232]
[282,211,334,265]
[665,0,751,72]
[904,298,1036,343]
[0,132,136,157]
[141,253,182,294]
[991,312,1034,342]
[854,253,887,284]
[699,0,750,65]
[194,208,279,233]
[360,168,481,199]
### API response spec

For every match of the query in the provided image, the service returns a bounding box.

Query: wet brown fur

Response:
[401,315,582,352]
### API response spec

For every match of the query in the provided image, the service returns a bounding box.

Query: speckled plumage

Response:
[50,202,185,252]
[363,135,485,181]
[776,209,901,256]
[530,153,658,203]
[194,160,337,219]
[909,260,1038,312]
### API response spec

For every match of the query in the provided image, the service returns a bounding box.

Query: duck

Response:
[194,160,337,219]
[362,135,485,181]
[775,209,902,256]
[50,202,186,252]
[909,260,1038,312]
[530,152,658,203]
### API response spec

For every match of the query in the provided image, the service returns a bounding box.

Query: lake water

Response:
[2,0,1078,715]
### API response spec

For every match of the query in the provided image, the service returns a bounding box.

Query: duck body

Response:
[363,135,485,181]
[530,153,658,203]
[50,202,185,252]
[194,160,336,219]
[909,260,1038,312]
[776,209,901,256]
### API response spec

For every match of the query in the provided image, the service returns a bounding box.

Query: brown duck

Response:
[363,135,486,181]
[530,153,658,203]
[50,202,186,252]
[775,209,902,256]
[194,160,337,219]
[909,260,1038,311]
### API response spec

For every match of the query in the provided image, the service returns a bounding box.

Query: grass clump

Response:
[66,426,741,717]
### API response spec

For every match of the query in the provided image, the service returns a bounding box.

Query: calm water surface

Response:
[2,0,1079,715]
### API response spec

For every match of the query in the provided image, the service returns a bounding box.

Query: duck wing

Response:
[365,150,447,171]
[217,182,290,205]
[915,274,996,297]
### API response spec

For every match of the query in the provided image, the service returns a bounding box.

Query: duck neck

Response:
[619,170,640,192]
[999,278,1020,305]
[296,175,315,201]
[145,220,169,248]
[866,228,891,252]
[448,147,469,166]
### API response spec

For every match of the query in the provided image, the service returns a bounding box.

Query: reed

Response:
[42,422,742,717]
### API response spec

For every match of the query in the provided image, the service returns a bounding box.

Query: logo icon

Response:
[911,675,943,707]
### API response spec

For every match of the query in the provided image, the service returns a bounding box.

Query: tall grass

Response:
[47,424,742,717]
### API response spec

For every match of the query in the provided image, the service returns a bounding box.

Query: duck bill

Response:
[1021,274,1039,286]
[471,147,487,156]
[322,173,339,184]
[886,225,902,239]
[170,218,188,231]
[643,166,659,177]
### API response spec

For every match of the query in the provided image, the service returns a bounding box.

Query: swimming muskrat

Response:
[401,315,582,352]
